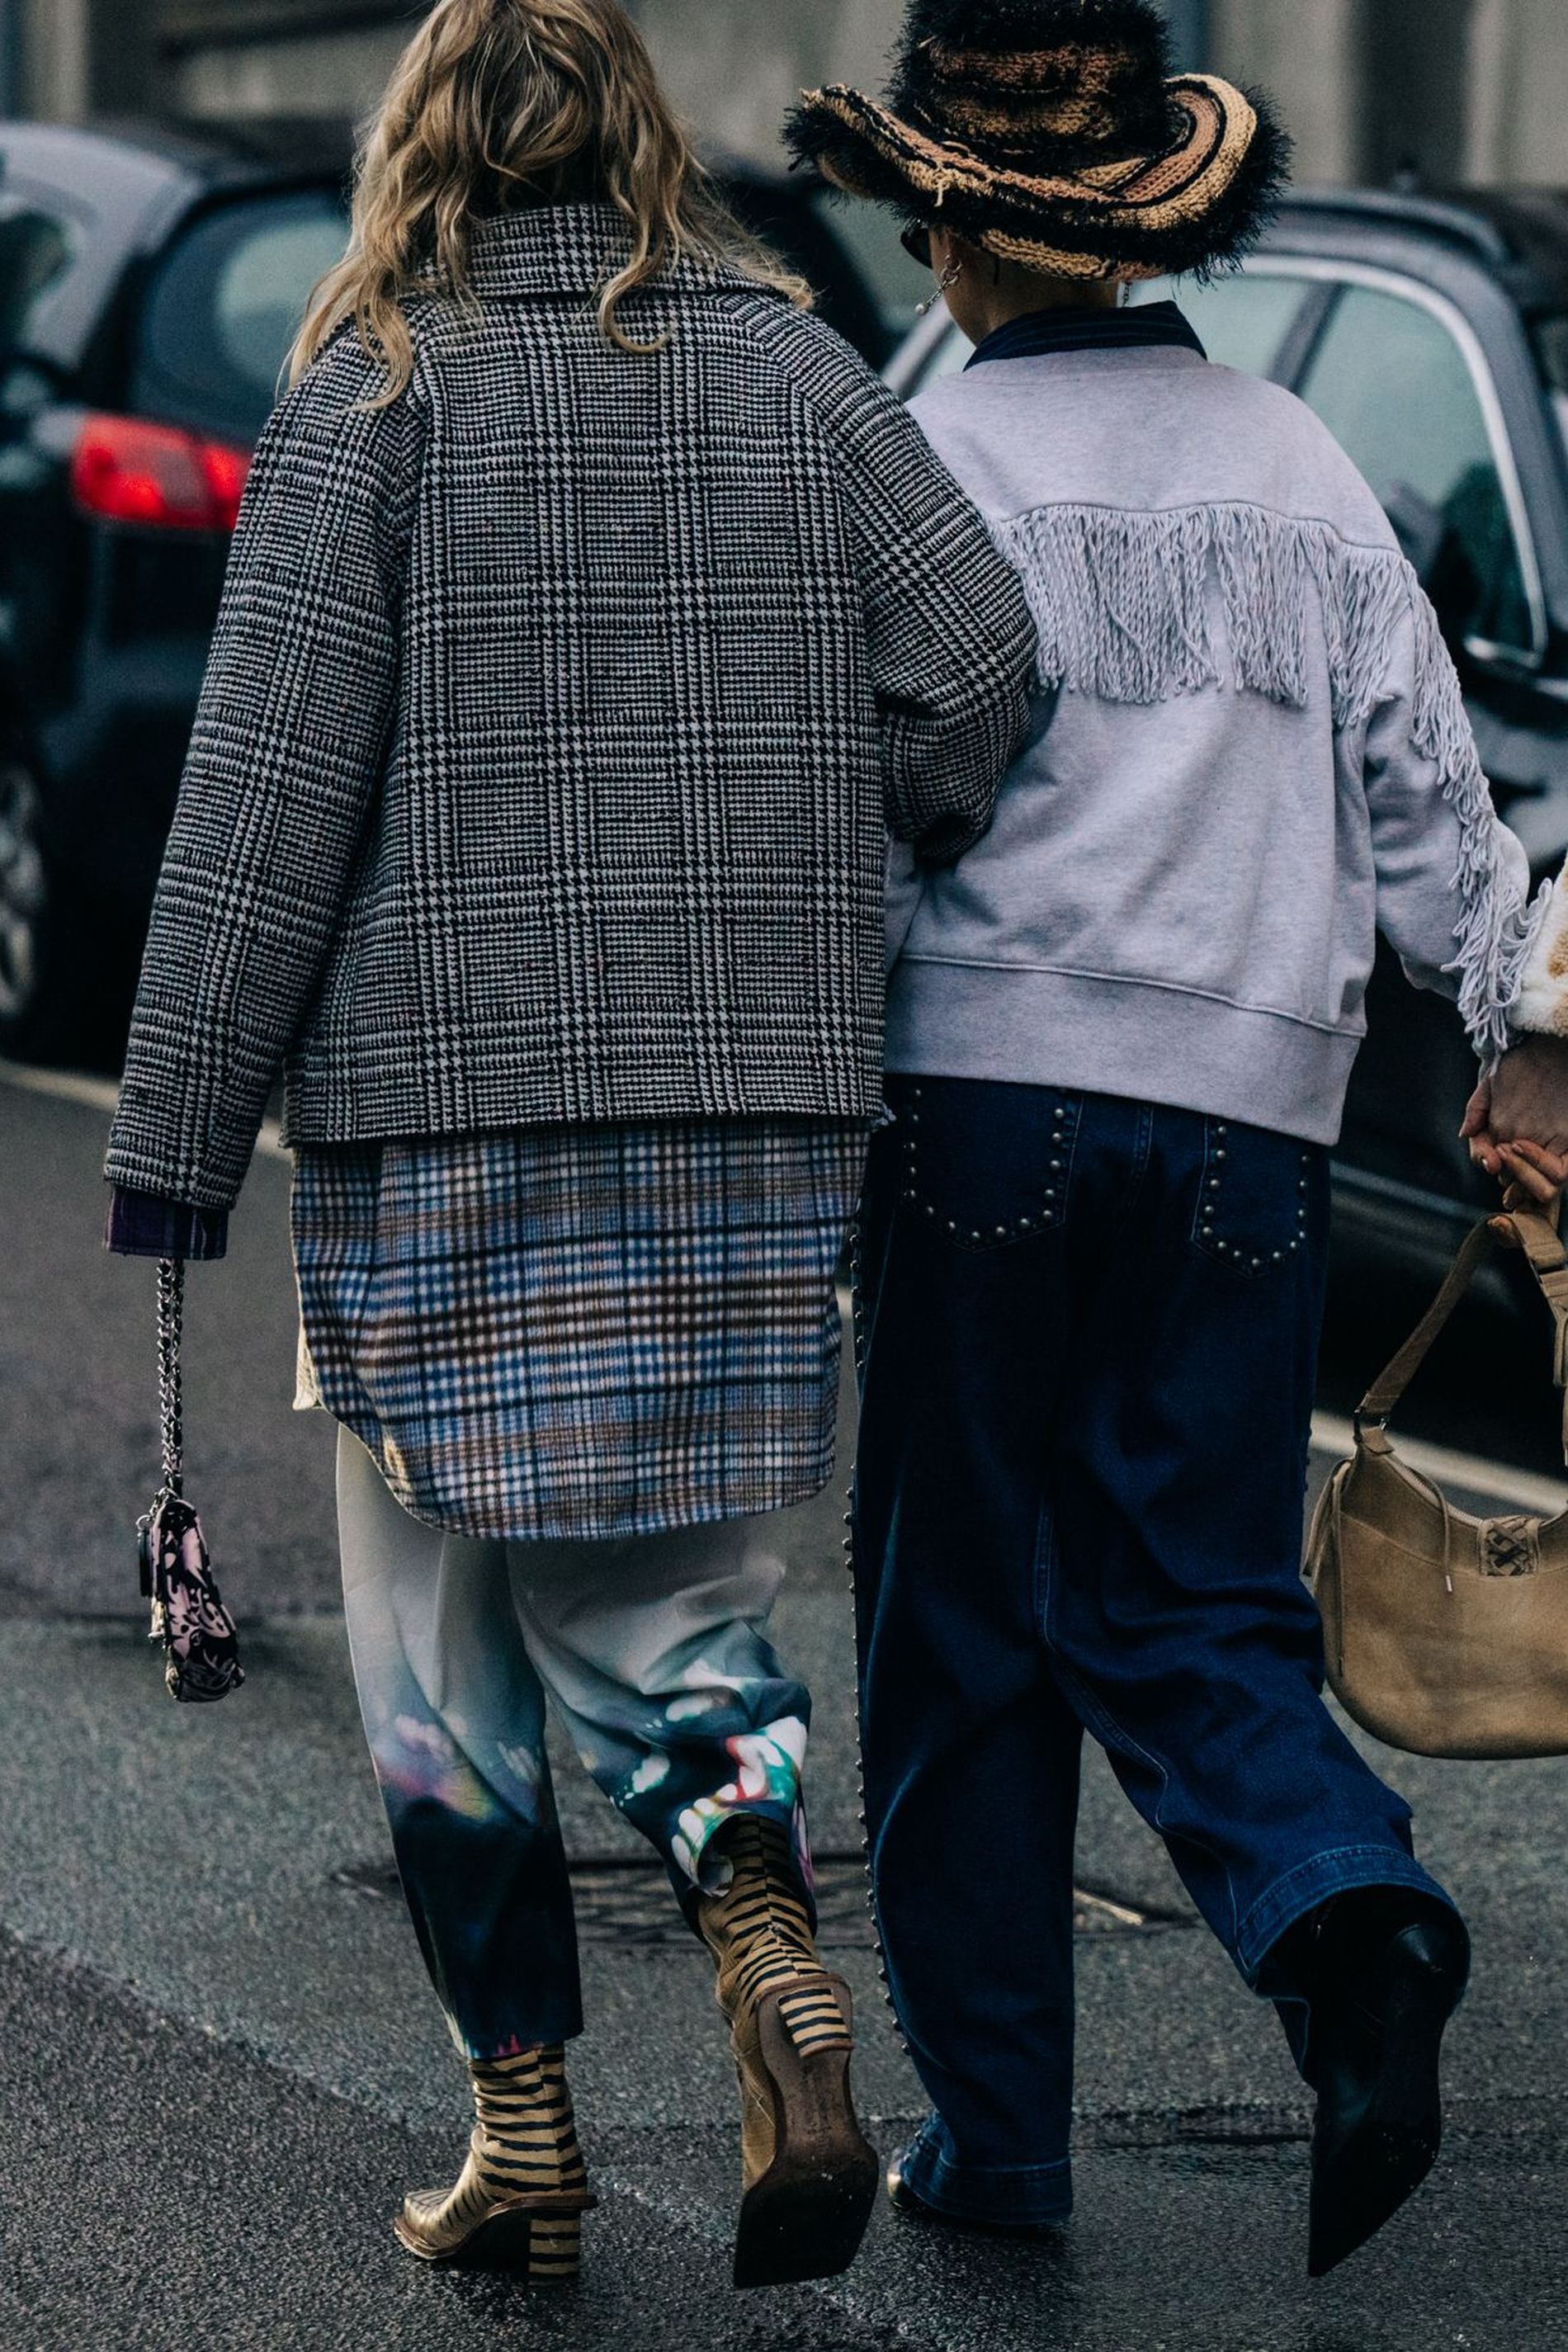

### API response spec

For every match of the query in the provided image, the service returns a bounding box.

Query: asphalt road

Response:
[4,1066,1568,2351]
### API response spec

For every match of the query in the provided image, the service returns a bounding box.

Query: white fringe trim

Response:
[989,499,1542,1066]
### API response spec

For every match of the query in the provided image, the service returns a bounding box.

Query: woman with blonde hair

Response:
[103,0,1036,2290]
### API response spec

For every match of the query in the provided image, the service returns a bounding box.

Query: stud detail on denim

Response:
[900,1085,1082,1251]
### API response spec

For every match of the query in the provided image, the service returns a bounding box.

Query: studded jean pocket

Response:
[1190,1117,1316,1277]
[892,1076,1081,1252]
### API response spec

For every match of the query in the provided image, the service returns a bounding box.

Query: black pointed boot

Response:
[1301,1891,1469,2279]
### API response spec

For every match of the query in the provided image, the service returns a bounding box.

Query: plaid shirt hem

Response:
[290,1118,867,1542]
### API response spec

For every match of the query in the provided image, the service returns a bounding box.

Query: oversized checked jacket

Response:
[106,204,1036,1211]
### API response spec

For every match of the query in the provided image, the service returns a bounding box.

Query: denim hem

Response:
[901,2118,1074,2228]
[1235,1844,1457,1981]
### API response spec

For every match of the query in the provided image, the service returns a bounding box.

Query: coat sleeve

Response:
[748,310,1036,862]
[1362,583,1568,1063]
[104,340,424,1210]
[830,376,1036,860]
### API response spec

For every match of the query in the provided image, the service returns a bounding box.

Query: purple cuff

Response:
[105,1187,229,1261]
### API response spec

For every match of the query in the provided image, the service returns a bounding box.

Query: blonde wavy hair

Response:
[290,0,810,403]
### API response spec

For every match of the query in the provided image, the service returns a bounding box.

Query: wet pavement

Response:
[2,1070,1566,2350]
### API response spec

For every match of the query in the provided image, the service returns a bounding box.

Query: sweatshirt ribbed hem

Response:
[884,961,1362,1148]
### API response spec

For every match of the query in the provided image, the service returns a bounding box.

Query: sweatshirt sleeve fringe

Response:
[1406,586,1545,1066]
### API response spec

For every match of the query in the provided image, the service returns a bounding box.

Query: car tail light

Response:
[70,414,253,534]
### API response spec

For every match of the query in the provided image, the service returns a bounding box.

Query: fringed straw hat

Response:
[786,0,1290,284]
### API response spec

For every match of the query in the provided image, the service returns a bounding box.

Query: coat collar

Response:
[460,201,773,302]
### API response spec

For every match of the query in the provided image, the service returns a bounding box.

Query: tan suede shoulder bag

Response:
[1306,1205,1568,1759]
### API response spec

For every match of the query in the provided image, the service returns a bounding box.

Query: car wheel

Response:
[0,748,119,1066]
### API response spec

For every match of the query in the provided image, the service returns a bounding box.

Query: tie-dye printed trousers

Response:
[337,1429,815,2058]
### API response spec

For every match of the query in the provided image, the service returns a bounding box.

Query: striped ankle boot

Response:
[394,2044,595,2281]
[697,1814,879,2290]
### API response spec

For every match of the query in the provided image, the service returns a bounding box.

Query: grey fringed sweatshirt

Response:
[887,335,1568,1145]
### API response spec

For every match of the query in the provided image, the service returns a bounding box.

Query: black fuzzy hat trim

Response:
[786,0,1292,288]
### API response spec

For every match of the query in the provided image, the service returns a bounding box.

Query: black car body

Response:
[887,186,1568,1285]
[0,120,909,1062]
[0,122,351,1056]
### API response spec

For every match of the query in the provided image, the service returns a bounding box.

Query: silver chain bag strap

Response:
[136,1258,244,1703]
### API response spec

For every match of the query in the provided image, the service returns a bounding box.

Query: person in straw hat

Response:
[791,0,1568,2281]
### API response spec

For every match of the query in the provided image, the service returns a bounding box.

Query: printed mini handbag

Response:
[136,1258,244,1704]
[1306,1203,1568,1759]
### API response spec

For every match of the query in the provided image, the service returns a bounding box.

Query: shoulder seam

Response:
[716,293,887,437]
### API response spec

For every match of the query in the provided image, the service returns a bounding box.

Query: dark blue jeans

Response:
[852,1077,1458,2229]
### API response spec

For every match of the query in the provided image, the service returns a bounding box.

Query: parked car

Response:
[0,120,904,1064]
[888,186,1568,1284]
[0,123,350,1059]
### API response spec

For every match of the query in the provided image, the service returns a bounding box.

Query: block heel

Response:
[394,2044,593,2279]
[394,2201,585,2282]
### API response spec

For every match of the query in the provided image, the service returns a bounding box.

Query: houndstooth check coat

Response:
[106,203,1035,1212]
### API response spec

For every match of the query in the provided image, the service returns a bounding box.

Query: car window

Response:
[0,203,74,365]
[1130,271,1309,377]
[909,320,975,386]
[1531,315,1568,483]
[135,189,348,446]
[1296,282,1533,658]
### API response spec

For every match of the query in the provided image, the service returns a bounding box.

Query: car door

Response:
[1280,263,1555,1233]
[0,185,82,692]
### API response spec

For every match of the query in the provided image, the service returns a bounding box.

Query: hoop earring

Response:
[918,257,964,319]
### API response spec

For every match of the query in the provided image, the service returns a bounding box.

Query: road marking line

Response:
[1075,1888,1150,1929]
[1311,1411,1565,1516]
[0,1058,286,1159]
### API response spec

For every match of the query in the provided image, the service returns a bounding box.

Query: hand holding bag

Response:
[137,1258,245,1704]
[1306,1203,1568,1759]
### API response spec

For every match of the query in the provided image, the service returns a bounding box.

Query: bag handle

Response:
[157,1257,185,1500]
[1356,1203,1568,1457]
